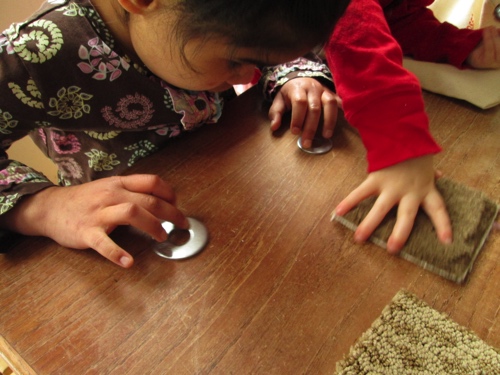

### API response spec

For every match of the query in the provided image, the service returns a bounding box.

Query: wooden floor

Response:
[0,88,499,374]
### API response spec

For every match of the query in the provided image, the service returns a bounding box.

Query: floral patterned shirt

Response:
[0,0,332,246]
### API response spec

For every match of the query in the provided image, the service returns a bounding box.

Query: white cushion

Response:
[404,57,500,109]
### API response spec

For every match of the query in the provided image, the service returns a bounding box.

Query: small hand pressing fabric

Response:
[332,178,499,283]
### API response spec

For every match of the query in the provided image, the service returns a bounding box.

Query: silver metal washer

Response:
[495,4,500,21]
[297,136,333,155]
[154,217,208,260]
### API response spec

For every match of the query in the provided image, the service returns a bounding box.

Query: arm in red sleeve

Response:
[325,0,441,172]
[383,0,484,68]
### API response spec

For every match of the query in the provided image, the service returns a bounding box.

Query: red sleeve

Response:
[383,0,484,68]
[325,0,441,172]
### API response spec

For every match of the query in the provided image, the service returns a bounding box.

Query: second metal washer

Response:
[297,136,333,155]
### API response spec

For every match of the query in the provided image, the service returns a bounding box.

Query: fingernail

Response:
[443,236,453,245]
[302,139,312,148]
[159,230,168,242]
[291,127,301,135]
[119,256,133,268]
[324,130,333,138]
[386,238,402,254]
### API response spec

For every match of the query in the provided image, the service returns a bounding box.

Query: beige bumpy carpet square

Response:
[336,290,500,374]
[332,178,499,283]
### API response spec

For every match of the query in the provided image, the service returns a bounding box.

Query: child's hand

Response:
[467,26,500,69]
[1,174,188,268]
[268,78,341,148]
[335,155,453,253]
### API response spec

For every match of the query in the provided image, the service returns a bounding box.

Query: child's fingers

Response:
[481,27,500,67]
[386,196,420,254]
[288,89,309,136]
[434,169,444,179]
[422,189,453,245]
[102,201,180,242]
[298,95,322,147]
[335,181,375,217]
[118,174,177,204]
[268,92,287,131]
[117,175,189,229]
[336,179,394,244]
[321,91,339,139]
[354,194,396,243]
[136,196,187,230]
[493,27,500,65]
[482,27,496,61]
[86,228,134,268]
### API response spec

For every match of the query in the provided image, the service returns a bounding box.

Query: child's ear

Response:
[117,0,156,14]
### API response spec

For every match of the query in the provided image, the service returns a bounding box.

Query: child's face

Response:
[125,9,308,92]
[135,36,305,92]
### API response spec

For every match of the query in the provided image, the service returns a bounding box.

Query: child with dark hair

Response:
[0,0,350,267]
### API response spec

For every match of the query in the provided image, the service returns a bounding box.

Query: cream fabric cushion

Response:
[403,58,500,109]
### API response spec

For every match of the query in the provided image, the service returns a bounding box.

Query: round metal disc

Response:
[495,4,500,21]
[153,217,208,260]
[297,136,333,155]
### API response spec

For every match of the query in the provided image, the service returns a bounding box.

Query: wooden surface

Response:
[1,88,499,374]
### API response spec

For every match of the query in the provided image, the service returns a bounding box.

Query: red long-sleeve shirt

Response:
[383,0,483,67]
[326,0,483,172]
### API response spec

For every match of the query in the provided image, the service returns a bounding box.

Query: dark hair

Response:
[172,0,350,53]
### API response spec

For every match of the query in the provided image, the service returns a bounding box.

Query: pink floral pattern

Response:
[77,37,130,81]
[51,132,81,154]
[55,156,83,184]
[161,81,222,131]
[38,128,47,144]
[101,93,155,129]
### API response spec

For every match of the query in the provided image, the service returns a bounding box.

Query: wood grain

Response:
[0,335,36,375]
[1,88,499,374]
